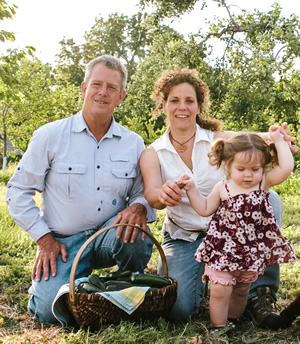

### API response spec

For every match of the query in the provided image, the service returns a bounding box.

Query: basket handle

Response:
[68,223,168,303]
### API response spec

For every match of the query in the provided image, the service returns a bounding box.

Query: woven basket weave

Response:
[65,224,177,330]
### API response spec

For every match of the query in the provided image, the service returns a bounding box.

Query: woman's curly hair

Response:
[151,67,221,131]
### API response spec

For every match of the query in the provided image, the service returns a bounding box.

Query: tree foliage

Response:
[0,48,35,167]
[0,0,16,43]
[1,0,300,164]
[140,0,201,19]
[55,12,151,86]
[54,38,84,87]
[7,58,81,152]
[201,3,300,135]
[119,1,300,153]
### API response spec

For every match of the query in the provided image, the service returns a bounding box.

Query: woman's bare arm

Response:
[140,147,184,209]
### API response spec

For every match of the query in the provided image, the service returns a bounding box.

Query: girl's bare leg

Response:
[209,282,233,327]
[228,282,251,319]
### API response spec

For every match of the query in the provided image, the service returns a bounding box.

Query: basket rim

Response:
[68,223,169,303]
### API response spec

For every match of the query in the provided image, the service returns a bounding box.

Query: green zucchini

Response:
[105,280,135,290]
[75,283,89,294]
[130,273,171,287]
[88,274,106,291]
[105,280,150,291]
[80,282,104,293]
[106,269,132,279]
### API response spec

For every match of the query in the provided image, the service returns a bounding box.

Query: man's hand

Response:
[32,233,68,282]
[113,203,147,244]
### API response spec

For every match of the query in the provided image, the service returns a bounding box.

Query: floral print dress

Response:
[194,181,296,274]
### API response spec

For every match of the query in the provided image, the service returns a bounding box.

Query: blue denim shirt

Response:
[6,111,155,242]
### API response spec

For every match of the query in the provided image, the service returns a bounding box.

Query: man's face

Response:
[81,64,126,120]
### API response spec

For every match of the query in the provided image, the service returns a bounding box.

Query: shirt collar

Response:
[195,124,213,143]
[72,111,87,133]
[72,111,122,138]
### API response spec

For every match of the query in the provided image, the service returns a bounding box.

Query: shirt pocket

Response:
[108,154,136,198]
[51,162,87,202]
[111,168,137,179]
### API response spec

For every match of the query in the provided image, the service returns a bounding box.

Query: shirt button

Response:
[97,165,100,169]
[125,173,128,176]
[98,208,101,212]
[97,187,100,191]
[68,167,72,171]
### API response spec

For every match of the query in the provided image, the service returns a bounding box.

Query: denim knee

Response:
[28,292,58,323]
[159,234,206,321]
[114,231,153,272]
[269,190,282,227]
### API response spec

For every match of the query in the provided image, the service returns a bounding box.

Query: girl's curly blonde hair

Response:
[151,67,221,131]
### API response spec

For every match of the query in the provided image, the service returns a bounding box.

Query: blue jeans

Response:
[28,216,153,323]
[248,190,281,300]
[158,190,282,321]
[158,232,206,321]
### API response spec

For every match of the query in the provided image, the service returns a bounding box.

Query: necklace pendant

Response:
[177,145,186,153]
[169,131,196,154]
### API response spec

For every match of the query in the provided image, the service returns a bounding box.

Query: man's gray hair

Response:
[84,55,128,92]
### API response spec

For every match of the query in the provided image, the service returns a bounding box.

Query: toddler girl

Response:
[177,127,296,333]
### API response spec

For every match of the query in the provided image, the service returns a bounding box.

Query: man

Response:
[6,55,155,324]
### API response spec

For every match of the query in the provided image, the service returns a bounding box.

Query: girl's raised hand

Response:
[269,125,284,143]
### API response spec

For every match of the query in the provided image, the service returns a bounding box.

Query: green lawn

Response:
[0,170,299,343]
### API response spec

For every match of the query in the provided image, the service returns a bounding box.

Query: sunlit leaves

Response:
[0,0,17,42]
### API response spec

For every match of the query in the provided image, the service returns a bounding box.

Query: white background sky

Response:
[1,0,299,65]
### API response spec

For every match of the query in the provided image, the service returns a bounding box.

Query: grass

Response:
[0,169,299,343]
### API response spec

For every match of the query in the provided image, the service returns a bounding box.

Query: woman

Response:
[140,67,296,327]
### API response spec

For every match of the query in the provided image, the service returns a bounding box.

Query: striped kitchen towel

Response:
[101,286,150,314]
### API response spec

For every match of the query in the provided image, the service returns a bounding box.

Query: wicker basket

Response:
[65,223,177,330]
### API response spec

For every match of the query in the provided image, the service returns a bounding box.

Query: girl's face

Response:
[162,83,200,130]
[229,151,264,189]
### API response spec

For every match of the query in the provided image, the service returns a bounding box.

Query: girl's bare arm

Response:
[178,174,222,216]
[264,127,294,188]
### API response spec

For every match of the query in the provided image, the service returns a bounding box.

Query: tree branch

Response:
[199,23,266,48]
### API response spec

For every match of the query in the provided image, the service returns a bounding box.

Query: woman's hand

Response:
[269,122,299,153]
[158,180,184,207]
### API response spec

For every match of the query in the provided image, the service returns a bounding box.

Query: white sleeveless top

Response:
[151,124,224,242]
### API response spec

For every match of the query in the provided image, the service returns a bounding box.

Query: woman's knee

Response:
[168,300,194,322]
[269,190,282,226]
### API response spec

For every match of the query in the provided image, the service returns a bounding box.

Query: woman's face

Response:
[162,83,200,130]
